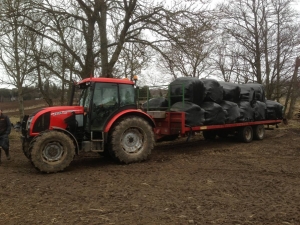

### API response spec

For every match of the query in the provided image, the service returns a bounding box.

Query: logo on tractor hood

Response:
[46,106,84,116]
[51,110,74,116]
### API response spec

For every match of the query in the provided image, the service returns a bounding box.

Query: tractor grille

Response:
[32,112,50,133]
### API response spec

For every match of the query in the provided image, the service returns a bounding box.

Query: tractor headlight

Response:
[27,116,33,130]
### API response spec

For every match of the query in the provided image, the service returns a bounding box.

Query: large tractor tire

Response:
[23,135,40,159]
[109,117,154,164]
[30,130,75,173]
[253,125,265,140]
[22,139,31,159]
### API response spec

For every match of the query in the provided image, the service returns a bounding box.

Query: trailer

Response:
[148,110,282,143]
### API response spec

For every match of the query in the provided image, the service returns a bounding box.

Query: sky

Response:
[0,67,11,89]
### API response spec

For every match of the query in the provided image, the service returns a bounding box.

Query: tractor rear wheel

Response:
[109,117,154,164]
[30,130,75,173]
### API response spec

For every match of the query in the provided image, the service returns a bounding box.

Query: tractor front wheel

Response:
[30,130,75,173]
[22,139,31,159]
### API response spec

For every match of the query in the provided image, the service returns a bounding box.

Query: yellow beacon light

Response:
[133,75,138,85]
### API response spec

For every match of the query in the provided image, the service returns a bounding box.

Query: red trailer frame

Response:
[149,111,282,140]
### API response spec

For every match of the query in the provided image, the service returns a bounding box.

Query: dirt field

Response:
[1,101,300,225]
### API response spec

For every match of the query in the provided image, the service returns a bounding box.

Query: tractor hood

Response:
[28,106,84,135]
[31,106,84,116]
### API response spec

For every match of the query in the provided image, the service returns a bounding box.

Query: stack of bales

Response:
[144,77,283,126]
[143,77,283,127]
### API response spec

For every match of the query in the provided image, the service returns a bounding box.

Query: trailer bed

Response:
[148,111,282,140]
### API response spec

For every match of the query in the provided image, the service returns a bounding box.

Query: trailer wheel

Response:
[202,130,217,140]
[253,125,265,140]
[30,130,75,173]
[238,126,253,143]
[109,117,154,164]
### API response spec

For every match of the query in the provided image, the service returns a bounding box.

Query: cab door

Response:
[90,83,119,131]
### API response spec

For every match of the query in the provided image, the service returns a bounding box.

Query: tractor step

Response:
[89,131,105,152]
[91,140,104,152]
[91,149,104,152]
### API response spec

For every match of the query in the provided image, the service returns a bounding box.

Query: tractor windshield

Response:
[79,85,92,108]
[68,82,89,106]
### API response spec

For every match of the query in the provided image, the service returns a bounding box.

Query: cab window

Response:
[119,84,135,106]
[93,83,118,106]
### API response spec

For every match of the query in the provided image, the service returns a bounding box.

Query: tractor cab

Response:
[76,78,137,133]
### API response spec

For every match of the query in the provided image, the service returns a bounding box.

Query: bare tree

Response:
[269,0,299,102]
[285,57,300,119]
[113,41,153,80]
[210,33,245,83]
[217,0,267,83]
[19,0,214,80]
[0,0,36,121]
[216,0,300,103]
[155,2,215,79]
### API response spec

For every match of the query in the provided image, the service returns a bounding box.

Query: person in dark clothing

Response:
[0,109,11,163]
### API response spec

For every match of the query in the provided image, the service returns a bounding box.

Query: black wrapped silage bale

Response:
[219,100,240,123]
[253,101,267,120]
[201,79,223,103]
[266,100,283,119]
[219,81,241,103]
[238,101,254,122]
[243,83,266,102]
[170,101,205,126]
[239,84,256,102]
[200,102,226,125]
[169,77,206,106]
[142,97,169,111]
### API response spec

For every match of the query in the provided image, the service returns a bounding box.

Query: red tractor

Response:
[21,77,156,173]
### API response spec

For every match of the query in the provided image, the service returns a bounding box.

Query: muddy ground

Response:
[1,101,300,224]
[1,120,300,224]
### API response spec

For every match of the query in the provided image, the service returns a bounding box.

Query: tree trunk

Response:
[60,49,66,105]
[286,57,300,119]
[284,81,292,115]
[98,1,109,77]
[17,88,25,122]
[37,66,53,107]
